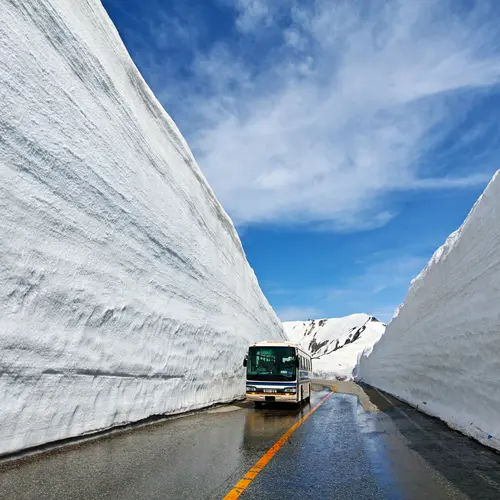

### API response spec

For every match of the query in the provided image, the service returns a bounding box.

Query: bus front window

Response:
[247,346,296,381]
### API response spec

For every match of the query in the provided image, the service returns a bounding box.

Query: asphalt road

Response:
[2,385,500,499]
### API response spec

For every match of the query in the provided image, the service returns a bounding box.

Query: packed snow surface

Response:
[0,0,284,455]
[284,315,385,380]
[358,171,500,451]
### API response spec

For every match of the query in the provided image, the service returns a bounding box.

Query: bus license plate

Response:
[264,389,275,393]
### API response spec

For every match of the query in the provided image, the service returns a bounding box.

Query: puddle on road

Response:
[206,405,242,414]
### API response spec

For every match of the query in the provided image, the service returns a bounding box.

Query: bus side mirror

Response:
[243,357,247,367]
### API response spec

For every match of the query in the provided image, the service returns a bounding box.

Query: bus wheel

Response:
[254,401,263,409]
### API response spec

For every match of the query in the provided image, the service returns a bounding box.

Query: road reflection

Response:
[243,401,311,444]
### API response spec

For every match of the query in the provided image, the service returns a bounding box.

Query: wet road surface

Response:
[1,385,500,499]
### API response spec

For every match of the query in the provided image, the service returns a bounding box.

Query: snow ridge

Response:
[0,0,284,455]
[358,170,500,451]
[284,314,386,380]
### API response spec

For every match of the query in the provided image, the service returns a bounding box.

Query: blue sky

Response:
[102,0,500,322]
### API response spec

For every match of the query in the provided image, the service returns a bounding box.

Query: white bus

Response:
[243,341,312,406]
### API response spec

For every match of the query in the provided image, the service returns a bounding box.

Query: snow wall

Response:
[358,171,500,451]
[0,0,284,456]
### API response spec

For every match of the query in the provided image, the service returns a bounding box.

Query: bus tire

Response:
[254,401,263,409]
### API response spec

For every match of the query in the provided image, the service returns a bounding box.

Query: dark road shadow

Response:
[360,384,500,500]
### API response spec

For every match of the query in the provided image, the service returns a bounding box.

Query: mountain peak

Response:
[283,313,385,380]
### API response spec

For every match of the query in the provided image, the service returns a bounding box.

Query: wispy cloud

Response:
[277,306,323,322]
[407,173,493,190]
[273,253,428,322]
[231,0,274,32]
[324,255,428,301]
[142,0,500,230]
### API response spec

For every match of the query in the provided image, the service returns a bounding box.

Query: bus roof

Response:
[251,340,297,346]
[249,341,311,356]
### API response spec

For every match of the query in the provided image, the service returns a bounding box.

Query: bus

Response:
[243,341,312,406]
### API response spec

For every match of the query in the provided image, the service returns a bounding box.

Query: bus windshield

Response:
[246,346,296,381]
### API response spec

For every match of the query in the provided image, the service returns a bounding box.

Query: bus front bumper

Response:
[245,392,297,403]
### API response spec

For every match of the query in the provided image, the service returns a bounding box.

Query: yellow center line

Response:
[222,391,333,500]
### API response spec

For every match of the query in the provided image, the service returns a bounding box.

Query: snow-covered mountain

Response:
[358,171,500,452]
[284,314,386,380]
[0,0,284,455]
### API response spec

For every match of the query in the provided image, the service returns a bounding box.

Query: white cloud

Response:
[151,0,500,230]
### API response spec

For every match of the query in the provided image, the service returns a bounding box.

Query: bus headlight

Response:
[246,386,257,392]
[284,388,296,393]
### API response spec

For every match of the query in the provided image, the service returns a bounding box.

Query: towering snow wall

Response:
[358,171,500,451]
[0,0,284,455]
